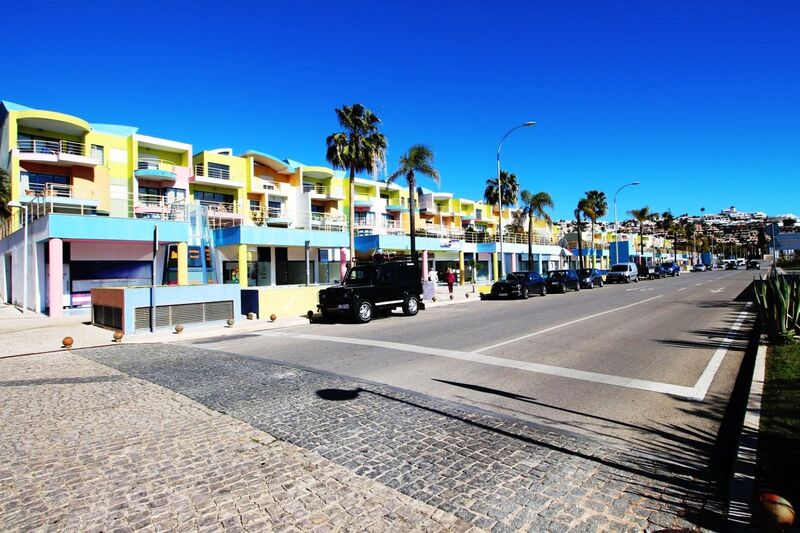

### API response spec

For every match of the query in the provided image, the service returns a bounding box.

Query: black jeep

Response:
[317,260,425,323]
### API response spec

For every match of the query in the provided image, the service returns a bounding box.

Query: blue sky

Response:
[4,1,798,220]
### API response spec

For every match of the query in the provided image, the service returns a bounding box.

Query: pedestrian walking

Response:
[446,268,456,295]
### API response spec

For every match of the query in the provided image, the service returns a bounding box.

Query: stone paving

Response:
[75,343,722,532]
[0,351,473,532]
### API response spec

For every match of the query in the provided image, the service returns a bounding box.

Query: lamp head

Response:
[631,181,641,186]
[523,121,537,127]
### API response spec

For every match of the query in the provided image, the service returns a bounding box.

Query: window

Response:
[164,188,186,202]
[476,209,482,220]
[22,172,69,195]
[91,144,104,164]
[311,204,325,214]
[267,200,283,217]
[195,191,233,204]
[249,200,261,212]
[206,163,230,180]
[354,211,375,225]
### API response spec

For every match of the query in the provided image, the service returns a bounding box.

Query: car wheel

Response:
[402,295,419,316]
[634,276,639,283]
[588,281,594,289]
[575,283,581,292]
[599,279,604,287]
[321,308,333,323]
[354,299,374,323]
[522,286,529,299]
[540,286,547,296]
[625,277,631,284]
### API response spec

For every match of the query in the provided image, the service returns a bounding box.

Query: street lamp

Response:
[613,181,640,265]
[7,201,28,313]
[497,121,536,278]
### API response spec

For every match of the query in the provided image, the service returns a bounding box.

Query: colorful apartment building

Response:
[0,101,566,328]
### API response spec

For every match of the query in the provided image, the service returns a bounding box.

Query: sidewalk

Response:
[0,285,487,357]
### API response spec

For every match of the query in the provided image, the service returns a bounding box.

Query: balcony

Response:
[21,182,100,216]
[249,207,292,227]
[303,182,346,200]
[17,139,99,167]
[310,213,347,232]
[354,219,405,236]
[134,159,178,182]
[192,164,244,189]
[133,194,187,221]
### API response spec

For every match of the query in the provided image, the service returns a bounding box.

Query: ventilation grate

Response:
[134,300,234,332]
[93,305,122,330]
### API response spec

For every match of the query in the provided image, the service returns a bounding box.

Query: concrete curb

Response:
[728,342,767,529]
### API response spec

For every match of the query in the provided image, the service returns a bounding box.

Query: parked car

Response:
[692,264,707,272]
[318,260,424,323]
[577,268,604,289]
[725,260,738,270]
[545,269,581,293]
[661,262,681,277]
[487,271,547,299]
[605,263,639,284]
[746,260,761,270]
[652,265,668,279]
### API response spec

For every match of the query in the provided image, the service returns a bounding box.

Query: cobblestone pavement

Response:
[76,344,725,532]
[0,352,473,532]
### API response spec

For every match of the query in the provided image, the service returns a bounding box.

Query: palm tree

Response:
[484,170,519,234]
[387,145,440,267]
[326,103,388,265]
[582,190,608,268]
[0,168,10,218]
[628,206,653,265]
[519,190,554,271]
[575,198,592,268]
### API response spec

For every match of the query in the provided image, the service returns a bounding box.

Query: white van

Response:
[606,263,639,283]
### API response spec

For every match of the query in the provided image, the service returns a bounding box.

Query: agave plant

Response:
[753,273,800,343]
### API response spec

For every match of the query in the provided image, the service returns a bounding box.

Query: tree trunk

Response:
[528,214,533,271]
[590,219,596,268]
[639,223,645,265]
[576,215,584,269]
[348,166,356,266]
[408,175,417,267]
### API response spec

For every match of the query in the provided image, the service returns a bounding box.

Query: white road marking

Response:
[678,287,687,292]
[263,328,697,398]
[688,303,752,401]
[472,295,663,354]
[695,282,703,286]
[710,287,726,294]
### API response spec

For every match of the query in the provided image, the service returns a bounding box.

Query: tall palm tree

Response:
[326,103,388,265]
[575,198,592,268]
[582,190,608,268]
[520,190,554,271]
[484,170,519,234]
[0,168,10,218]
[660,211,679,263]
[387,145,440,267]
[628,206,653,265]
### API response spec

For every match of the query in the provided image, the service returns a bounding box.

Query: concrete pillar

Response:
[177,242,189,286]
[492,252,499,281]
[48,239,63,318]
[538,255,543,275]
[422,250,428,280]
[339,247,348,282]
[510,253,517,272]
[458,251,465,285]
[238,244,248,288]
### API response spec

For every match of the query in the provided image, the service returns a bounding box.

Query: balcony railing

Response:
[462,231,557,245]
[303,183,327,195]
[194,164,230,180]
[132,193,187,221]
[198,200,240,214]
[311,213,347,232]
[18,139,86,156]
[138,158,177,172]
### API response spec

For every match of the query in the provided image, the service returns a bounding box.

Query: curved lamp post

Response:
[613,181,640,264]
[497,121,536,278]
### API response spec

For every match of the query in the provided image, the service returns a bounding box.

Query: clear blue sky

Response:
[4,1,798,220]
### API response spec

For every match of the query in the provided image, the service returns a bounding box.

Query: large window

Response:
[195,191,233,204]
[91,144,104,164]
[206,163,230,180]
[22,172,69,195]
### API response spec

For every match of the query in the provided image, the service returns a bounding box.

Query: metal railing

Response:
[132,193,188,221]
[18,139,86,156]
[198,200,240,214]
[310,213,347,232]
[462,230,557,245]
[194,164,231,180]
[303,183,327,195]
[137,158,177,172]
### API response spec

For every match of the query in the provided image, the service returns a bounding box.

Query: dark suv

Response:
[318,260,424,323]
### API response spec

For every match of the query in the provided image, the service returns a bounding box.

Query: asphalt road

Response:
[184,267,758,471]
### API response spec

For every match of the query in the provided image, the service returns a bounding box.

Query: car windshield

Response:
[611,265,629,272]
[663,263,674,268]
[547,271,567,279]
[343,266,377,286]
[500,273,520,281]
[577,269,591,277]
